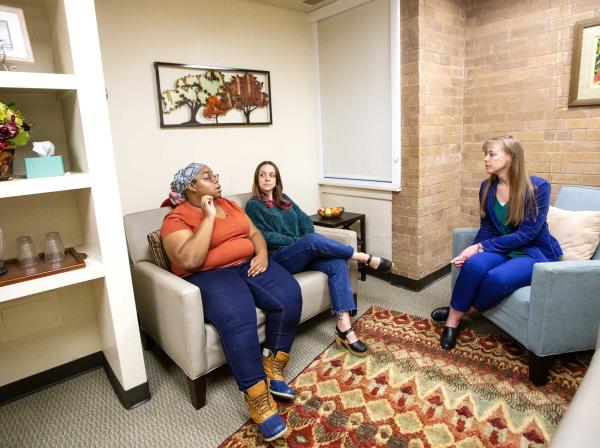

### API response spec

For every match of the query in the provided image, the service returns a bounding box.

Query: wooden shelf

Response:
[0,248,87,287]
[0,249,104,303]
[0,173,92,199]
[0,72,78,92]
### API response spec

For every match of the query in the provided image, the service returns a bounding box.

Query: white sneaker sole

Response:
[269,389,296,400]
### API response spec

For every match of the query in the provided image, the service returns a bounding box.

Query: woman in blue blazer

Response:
[431,136,562,350]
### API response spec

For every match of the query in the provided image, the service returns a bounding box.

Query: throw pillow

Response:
[147,230,170,270]
[547,206,600,260]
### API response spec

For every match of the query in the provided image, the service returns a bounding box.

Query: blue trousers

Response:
[451,252,537,312]
[270,233,356,313]
[185,259,302,392]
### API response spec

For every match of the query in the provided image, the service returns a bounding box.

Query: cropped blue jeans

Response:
[270,233,356,314]
[451,252,537,312]
[184,259,302,392]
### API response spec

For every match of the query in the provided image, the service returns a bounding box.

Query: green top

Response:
[492,197,525,257]
[245,195,315,251]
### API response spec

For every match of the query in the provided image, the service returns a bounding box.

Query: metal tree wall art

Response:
[161,70,225,125]
[222,73,270,124]
[202,95,231,124]
[155,62,272,127]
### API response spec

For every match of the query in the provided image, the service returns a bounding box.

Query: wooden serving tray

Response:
[0,248,87,287]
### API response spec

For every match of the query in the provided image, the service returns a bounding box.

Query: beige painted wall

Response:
[95,0,319,215]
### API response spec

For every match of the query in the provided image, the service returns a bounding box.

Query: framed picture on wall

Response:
[0,5,33,63]
[569,17,600,107]
[154,62,272,127]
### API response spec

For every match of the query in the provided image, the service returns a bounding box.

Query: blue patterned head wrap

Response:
[169,162,204,206]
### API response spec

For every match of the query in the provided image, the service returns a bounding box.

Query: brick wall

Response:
[462,0,600,227]
[392,0,420,279]
[393,0,600,281]
[393,0,465,279]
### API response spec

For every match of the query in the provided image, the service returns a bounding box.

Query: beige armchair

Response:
[123,193,358,409]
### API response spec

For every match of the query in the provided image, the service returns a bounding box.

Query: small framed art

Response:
[0,5,33,63]
[154,62,272,127]
[569,18,600,107]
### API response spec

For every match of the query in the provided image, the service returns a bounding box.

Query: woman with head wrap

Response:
[161,163,302,442]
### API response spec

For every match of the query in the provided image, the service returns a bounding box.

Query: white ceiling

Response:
[245,0,339,13]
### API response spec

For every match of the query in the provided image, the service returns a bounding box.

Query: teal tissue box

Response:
[24,156,65,178]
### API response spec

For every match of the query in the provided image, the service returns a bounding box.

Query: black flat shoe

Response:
[362,255,393,273]
[440,325,460,350]
[431,306,450,322]
[335,326,368,357]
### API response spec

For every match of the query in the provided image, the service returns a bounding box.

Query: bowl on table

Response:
[317,207,344,218]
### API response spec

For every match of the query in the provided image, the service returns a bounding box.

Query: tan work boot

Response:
[262,349,297,399]
[244,380,287,442]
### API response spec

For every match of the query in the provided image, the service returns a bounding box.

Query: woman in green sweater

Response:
[245,161,392,357]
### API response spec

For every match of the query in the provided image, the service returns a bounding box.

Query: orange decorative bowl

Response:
[317,206,344,218]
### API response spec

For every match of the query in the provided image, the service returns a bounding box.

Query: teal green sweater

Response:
[245,195,315,250]
[492,197,525,258]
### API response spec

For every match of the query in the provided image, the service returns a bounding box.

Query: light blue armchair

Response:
[452,185,600,385]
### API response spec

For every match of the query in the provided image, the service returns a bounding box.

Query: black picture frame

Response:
[154,62,273,127]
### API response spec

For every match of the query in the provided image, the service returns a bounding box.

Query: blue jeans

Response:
[451,252,537,312]
[270,233,356,313]
[185,259,302,392]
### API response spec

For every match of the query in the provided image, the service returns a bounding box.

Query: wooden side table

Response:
[310,211,367,281]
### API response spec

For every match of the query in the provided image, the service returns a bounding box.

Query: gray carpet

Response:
[0,275,505,448]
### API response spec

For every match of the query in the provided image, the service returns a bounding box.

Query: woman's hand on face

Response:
[451,244,480,269]
[200,195,216,218]
[248,252,269,277]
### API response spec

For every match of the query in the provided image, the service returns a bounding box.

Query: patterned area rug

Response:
[220,306,590,447]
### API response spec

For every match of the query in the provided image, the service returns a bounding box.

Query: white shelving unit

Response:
[0,72,78,90]
[0,0,148,408]
[0,172,91,198]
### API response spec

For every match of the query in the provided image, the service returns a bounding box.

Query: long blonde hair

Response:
[480,136,536,226]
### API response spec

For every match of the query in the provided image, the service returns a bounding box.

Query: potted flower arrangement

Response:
[0,102,31,181]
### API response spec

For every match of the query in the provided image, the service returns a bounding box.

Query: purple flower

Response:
[0,115,19,141]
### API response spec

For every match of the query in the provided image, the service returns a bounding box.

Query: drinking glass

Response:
[17,236,39,269]
[45,231,65,265]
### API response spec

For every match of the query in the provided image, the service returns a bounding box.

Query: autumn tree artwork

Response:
[155,63,272,127]
[161,70,225,125]
[594,37,600,86]
[222,73,270,123]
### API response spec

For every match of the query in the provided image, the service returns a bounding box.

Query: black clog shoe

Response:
[431,306,450,322]
[440,325,461,350]
[335,326,369,357]
[363,255,393,273]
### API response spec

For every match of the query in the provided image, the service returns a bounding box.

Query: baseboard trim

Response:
[0,352,151,410]
[103,357,151,410]
[389,264,451,292]
[0,352,104,406]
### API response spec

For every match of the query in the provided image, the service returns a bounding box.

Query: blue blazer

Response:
[473,176,562,262]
